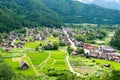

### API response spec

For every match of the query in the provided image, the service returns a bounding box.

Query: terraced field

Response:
[36,50,68,73]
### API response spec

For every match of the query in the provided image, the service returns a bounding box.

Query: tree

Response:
[0,62,15,80]
[57,71,78,80]
[67,46,74,55]
[53,42,59,50]
[52,32,59,37]
[104,70,120,80]
[74,35,87,42]
[77,48,85,55]
[59,40,66,46]
[110,29,120,50]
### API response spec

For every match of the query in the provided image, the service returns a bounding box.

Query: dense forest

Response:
[0,0,62,32]
[0,0,120,32]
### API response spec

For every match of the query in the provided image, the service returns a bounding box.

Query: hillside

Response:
[0,0,120,32]
[41,0,120,24]
[0,0,62,32]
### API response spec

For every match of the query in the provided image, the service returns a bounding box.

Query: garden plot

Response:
[69,56,110,75]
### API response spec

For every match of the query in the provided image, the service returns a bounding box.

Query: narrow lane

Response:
[63,28,80,76]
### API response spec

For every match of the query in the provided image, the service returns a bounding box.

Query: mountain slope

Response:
[41,0,120,24]
[0,0,62,32]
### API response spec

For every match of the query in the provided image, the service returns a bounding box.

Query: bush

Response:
[92,60,96,62]
[57,71,78,80]
[59,40,66,46]
[0,62,15,80]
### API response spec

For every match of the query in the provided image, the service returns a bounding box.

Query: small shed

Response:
[20,60,29,70]
[104,63,110,67]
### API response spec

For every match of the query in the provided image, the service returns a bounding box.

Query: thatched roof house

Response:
[20,60,29,70]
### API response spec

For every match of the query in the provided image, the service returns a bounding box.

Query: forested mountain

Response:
[0,0,62,32]
[41,0,120,24]
[0,0,120,32]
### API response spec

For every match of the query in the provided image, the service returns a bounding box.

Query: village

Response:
[0,27,120,79]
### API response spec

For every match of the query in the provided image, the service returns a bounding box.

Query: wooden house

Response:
[98,53,108,59]
[83,44,98,54]
[99,46,116,53]
[75,41,84,47]
[89,51,99,58]
[107,53,120,62]
[83,44,98,51]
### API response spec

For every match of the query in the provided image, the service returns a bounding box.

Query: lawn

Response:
[38,50,68,73]
[28,51,49,66]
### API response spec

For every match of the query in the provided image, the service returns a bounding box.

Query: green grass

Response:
[25,36,34,41]
[28,51,49,66]
[24,41,41,48]
[92,58,120,70]
[39,50,68,72]
[4,58,36,76]
[47,37,59,43]
[0,48,33,58]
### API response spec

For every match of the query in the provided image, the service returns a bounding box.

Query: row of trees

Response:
[73,29,107,44]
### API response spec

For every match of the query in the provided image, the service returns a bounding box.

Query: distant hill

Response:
[91,0,120,10]
[0,0,120,32]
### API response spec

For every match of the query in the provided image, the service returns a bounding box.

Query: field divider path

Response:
[37,52,50,70]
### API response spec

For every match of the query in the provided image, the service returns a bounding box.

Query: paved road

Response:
[63,29,76,49]
[63,28,80,76]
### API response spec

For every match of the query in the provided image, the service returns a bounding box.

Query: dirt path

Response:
[66,54,80,76]
[27,56,40,76]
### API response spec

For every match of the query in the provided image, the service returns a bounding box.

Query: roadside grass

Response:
[28,51,49,66]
